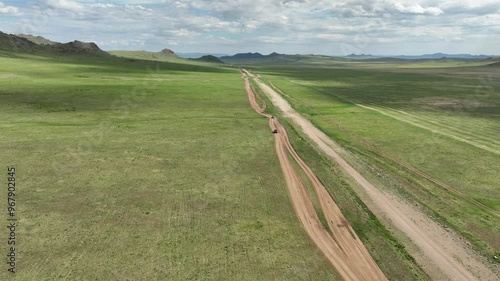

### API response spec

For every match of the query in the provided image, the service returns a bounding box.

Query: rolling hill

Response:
[16,34,57,45]
[108,49,180,61]
[0,31,109,57]
[190,55,224,64]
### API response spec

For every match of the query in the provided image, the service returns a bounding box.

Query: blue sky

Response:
[0,0,499,55]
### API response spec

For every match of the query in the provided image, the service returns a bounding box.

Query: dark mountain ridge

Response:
[191,55,224,64]
[220,52,284,60]
[0,31,109,57]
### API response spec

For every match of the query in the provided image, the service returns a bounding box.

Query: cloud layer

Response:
[2,0,500,55]
[0,1,18,13]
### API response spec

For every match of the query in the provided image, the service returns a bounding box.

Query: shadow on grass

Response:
[0,51,239,113]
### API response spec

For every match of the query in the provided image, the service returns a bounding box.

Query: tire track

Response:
[269,82,500,217]
[286,79,500,156]
[251,72,498,281]
[243,71,387,281]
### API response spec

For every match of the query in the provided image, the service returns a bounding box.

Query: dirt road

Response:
[249,72,499,281]
[243,72,387,281]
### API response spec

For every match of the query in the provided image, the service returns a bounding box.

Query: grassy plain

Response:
[252,62,500,261]
[0,54,345,280]
[3,50,494,280]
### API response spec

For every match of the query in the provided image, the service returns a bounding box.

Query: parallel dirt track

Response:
[251,72,499,281]
[243,72,387,281]
[269,82,500,218]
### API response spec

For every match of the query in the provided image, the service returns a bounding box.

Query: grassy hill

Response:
[109,49,181,62]
[191,55,224,64]
[0,31,109,57]
[16,34,57,45]
[0,31,43,54]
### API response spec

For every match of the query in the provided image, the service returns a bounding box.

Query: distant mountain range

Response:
[108,49,180,61]
[0,32,218,63]
[2,31,498,64]
[220,52,282,60]
[177,52,228,59]
[217,51,499,66]
[344,54,380,59]
[221,52,496,62]
[346,53,496,60]
[190,55,224,64]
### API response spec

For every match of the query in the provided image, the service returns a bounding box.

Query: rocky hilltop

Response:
[0,31,109,57]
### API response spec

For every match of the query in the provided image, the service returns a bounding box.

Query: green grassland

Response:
[0,54,345,280]
[253,63,500,261]
[3,49,494,280]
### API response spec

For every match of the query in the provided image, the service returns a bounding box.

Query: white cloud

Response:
[252,36,288,44]
[46,0,85,11]
[433,0,500,10]
[1,0,498,55]
[171,28,199,37]
[125,4,152,11]
[0,2,18,14]
[393,3,443,15]
[315,0,445,17]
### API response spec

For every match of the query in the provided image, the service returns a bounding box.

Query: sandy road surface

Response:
[277,82,500,218]
[326,110,500,217]
[243,72,387,281]
[249,72,499,281]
